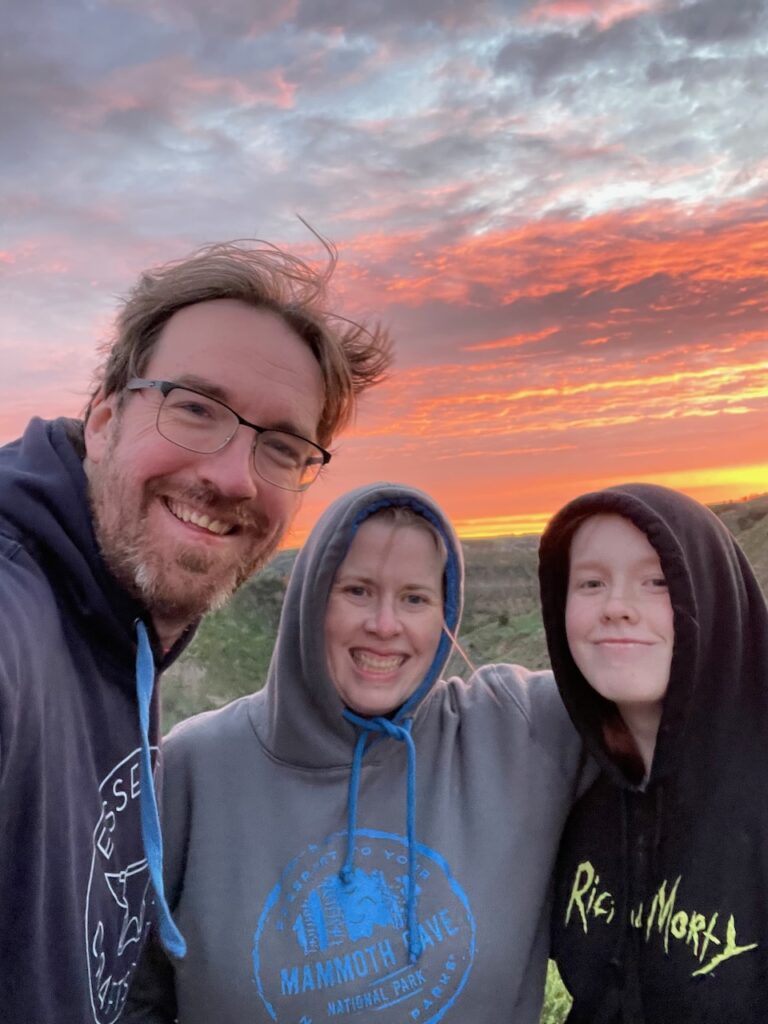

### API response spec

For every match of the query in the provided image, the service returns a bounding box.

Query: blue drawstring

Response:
[340,729,369,887]
[135,621,187,958]
[341,711,422,962]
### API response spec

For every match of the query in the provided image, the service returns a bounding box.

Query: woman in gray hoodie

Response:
[125,482,581,1024]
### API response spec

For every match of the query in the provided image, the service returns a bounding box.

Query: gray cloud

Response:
[293,0,506,36]
[3,0,767,431]
[660,0,768,44]
[494,15,651,90]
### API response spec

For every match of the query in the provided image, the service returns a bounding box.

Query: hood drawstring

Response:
[135,621,187,959]
[340,711,422,963]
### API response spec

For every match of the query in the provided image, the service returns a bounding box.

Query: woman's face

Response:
[565,514,674,715]
[325,517,445,716]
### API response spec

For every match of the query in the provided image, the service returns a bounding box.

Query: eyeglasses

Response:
[125,378,331,492]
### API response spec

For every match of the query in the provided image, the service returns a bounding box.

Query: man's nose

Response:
[196,428,259,499]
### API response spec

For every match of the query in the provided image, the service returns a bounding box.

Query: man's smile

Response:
[164,497,236,537]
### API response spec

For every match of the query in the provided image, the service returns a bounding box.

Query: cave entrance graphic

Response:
[253,830,476,1022]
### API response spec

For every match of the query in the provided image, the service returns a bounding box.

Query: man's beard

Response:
[87,439,280,629]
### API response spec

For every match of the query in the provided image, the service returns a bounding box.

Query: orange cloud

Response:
[526,0,662,29]
[329,198,768,319]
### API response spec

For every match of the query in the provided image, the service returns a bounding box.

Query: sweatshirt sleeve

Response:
[468,662,584,783]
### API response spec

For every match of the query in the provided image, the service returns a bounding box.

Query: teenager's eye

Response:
[576,578,604,590]
[648,577,669,590]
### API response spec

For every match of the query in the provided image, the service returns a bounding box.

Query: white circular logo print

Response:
[85,749,152,1024]
[253,830,475,1023]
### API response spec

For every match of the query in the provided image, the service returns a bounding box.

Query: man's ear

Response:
[84,390,118,464]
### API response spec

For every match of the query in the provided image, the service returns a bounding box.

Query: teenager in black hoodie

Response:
[538,483,768,1024]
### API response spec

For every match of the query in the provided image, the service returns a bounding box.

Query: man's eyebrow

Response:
[169,374,318,440]
[172,374,231,404]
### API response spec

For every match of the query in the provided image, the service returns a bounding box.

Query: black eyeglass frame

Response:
[125,377,331,491]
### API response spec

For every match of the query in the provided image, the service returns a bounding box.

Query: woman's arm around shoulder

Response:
[468,662,585,785]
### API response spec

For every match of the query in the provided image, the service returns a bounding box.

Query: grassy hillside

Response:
[713,492,768,583]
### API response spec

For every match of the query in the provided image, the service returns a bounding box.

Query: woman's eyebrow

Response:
[334,571,375,584]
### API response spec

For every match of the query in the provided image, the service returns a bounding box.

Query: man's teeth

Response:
[353,651,405,672]
[167,499,232,536]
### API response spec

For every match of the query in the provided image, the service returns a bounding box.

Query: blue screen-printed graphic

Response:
[253,830,475,1023]
[293,865,406,953]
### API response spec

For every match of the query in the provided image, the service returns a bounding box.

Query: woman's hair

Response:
[364,506,448,566]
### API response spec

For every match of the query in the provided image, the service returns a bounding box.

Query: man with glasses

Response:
[0,239,391,1024]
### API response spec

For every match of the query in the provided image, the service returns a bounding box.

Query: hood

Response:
[0,417,151,660]
[538,482,768,788]
[253,481,464,769]
[0,417,190,957]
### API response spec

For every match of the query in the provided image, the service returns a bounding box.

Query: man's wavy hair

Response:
[87,233,393,448]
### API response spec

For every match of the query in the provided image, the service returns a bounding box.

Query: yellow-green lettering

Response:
[566,862,595,934]
[645,876,681,954]
[693,915,758,977]
[686,912,707,957]
[630,902,644,929]
[593,892,615,921]
[671,910,688,940]
[699,911,720,964]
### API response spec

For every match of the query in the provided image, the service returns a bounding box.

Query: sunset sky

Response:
[2,0,767,543]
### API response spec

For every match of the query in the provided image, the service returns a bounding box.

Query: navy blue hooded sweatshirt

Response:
[539,483,768,1023]
[0,417,187,1024]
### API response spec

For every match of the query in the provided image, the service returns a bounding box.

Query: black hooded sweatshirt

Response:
[538,482,768,1024]
[0,417,187,1024]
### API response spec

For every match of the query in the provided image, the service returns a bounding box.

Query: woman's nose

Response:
[365,601,402,637]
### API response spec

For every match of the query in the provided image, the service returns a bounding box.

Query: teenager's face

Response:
[325,518,445,716]
[565,514,674,717]
[84,299,324,633]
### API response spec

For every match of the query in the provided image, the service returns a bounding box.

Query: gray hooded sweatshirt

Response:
[125,483,582,1024]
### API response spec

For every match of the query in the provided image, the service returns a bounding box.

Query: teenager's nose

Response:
[601,587,639,622]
